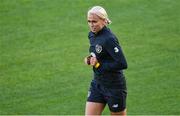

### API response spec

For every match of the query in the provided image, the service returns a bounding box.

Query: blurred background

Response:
[0,0,180,115]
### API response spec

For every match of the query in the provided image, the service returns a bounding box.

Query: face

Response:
[87,13,106,33]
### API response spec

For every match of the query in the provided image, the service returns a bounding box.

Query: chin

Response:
[91,30,97,33]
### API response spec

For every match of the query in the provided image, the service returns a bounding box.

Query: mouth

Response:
[91,27,96,31]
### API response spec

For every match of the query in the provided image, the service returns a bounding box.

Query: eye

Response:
[92,21,97,23]
[87,20,98,23]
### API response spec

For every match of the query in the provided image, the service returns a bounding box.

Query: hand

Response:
[90,57,98,66]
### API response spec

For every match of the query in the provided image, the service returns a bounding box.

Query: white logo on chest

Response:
[114,47,119,53]
[95,44,102,53]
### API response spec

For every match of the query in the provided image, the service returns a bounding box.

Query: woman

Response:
[84,6,128,115]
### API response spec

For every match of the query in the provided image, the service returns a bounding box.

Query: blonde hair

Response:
[88,6,112,24]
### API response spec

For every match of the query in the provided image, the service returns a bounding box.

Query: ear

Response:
[102,19,107,26]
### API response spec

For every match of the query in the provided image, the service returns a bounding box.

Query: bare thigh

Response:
[85,102,106,115]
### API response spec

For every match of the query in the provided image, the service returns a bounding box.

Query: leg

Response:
[111,109,126,116]
[85,101,106,115]
[106,89,127,116]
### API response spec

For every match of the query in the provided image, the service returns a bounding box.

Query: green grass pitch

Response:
[0,0,180,114]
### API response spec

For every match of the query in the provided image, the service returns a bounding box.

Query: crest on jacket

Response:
[95,44,102,53]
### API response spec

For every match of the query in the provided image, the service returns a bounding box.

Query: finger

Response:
[84,57,88,64]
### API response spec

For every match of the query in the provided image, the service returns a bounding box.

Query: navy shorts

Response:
[87,80,127,112]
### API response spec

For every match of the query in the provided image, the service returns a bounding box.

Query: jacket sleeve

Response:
[97,37,128,72]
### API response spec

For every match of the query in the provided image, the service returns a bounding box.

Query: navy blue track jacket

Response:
[88,26,128,88]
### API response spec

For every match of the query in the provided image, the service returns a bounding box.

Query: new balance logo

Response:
[112,104,118,108]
